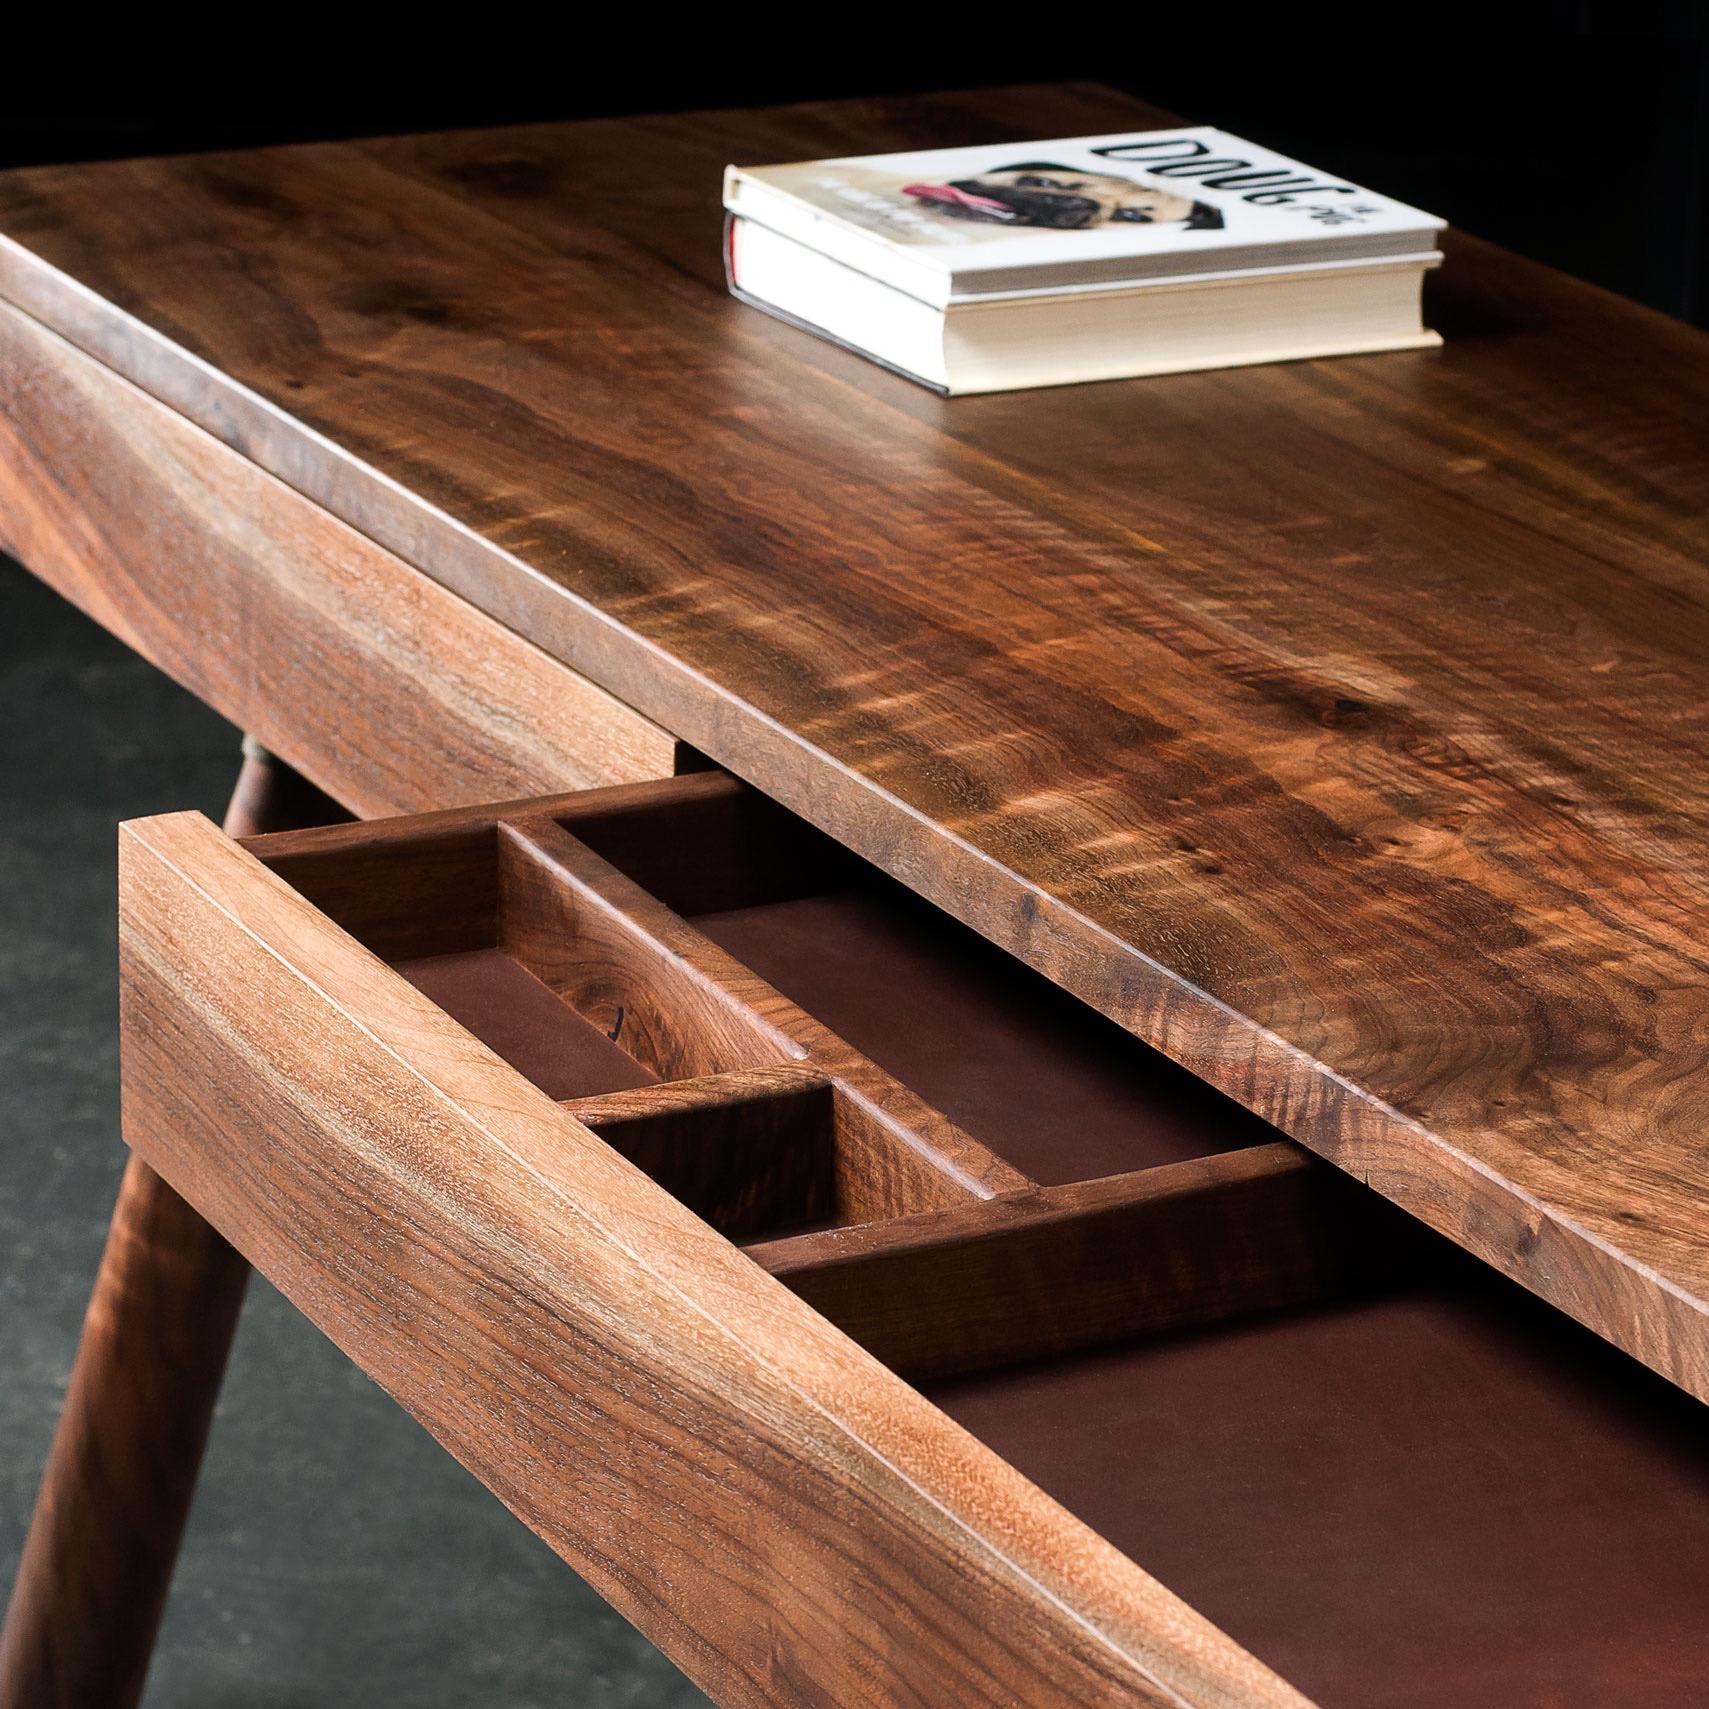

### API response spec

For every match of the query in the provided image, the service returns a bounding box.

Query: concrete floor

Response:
[0,556,709,1705]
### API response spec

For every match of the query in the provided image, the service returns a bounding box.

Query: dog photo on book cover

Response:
[902,163,1223,232]
[759,156,1225,244]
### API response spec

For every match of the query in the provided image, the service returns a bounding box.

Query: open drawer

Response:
[116,770,1709,1709]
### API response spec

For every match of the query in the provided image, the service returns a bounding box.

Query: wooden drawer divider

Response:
[237,768,1401,1352]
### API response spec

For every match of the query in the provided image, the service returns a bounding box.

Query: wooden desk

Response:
[1,85,1706,1709]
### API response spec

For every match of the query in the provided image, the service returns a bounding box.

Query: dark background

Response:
[3,3,1706,324]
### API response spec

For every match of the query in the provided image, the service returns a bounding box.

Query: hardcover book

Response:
[724,128,1445,393]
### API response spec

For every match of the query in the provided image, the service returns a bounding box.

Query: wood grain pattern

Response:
[750,1143,1410,1382]
[0,297,672,818]
[1,87,1703,1390]
[116,807,1313,1709]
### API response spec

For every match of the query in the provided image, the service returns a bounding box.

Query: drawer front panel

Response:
[0,299,672,815]
[117,805,1306,1709]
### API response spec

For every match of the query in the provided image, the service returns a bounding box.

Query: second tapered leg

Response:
[0,741,345,1709]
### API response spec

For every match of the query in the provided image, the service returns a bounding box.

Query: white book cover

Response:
[725,128,1444,304]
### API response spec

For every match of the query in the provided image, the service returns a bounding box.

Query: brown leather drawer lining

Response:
[397,949,659,1101]
[931,1262,1709,1709]
[692,887,1274,1186]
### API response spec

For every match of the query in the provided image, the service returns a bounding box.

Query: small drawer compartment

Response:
[689,891,1258,1186]
[397,949,658,1101]
[243,773,1040,1241]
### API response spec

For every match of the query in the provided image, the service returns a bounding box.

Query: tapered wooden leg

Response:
[0,1159,248,1709]
[0,741,346,1709]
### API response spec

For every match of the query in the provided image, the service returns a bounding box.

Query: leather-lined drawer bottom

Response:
[116,769,1709,1709]
[930,1270,1707,1708]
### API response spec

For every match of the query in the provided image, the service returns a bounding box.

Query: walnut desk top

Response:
[1,83,1706,1399]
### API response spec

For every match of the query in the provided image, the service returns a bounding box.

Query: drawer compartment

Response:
[688,890,1261,1186]
[248,769,1276,1233]
[116,768,1709,1709]
[242,772,1045,1238]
